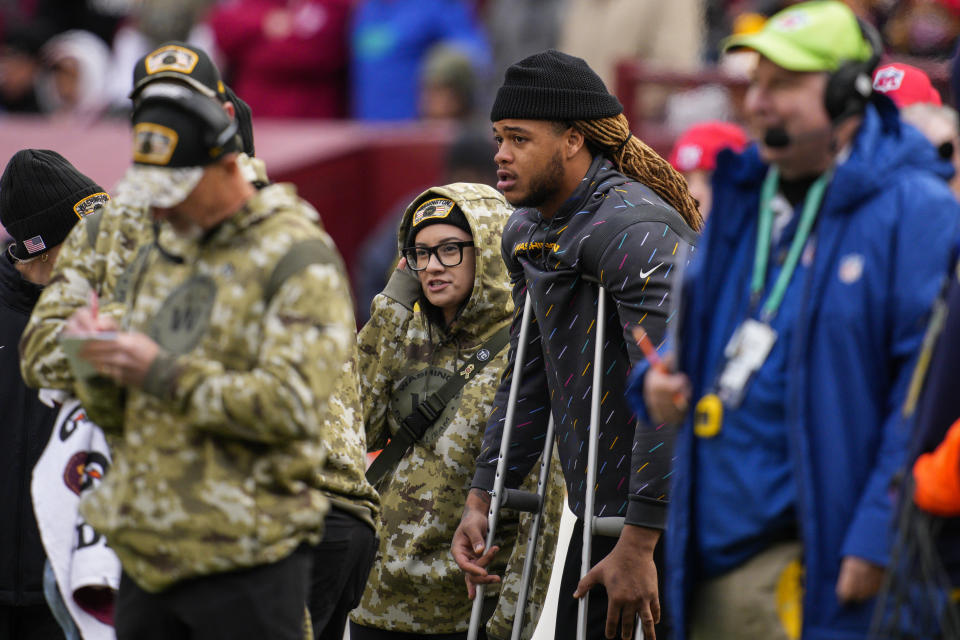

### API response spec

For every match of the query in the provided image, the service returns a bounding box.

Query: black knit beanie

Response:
[405,197,472,248]
[490,49,623,122]
[0,150,108,260]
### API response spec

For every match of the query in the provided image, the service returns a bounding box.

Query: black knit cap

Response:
[0,150,108,260]
[405,197,472,248]
[130,41,227,101]
[490,49,623,122]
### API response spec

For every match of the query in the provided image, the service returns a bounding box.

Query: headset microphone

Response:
[762,125,837,149]
[763,127,791,148]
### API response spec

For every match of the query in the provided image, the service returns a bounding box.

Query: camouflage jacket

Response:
[21,155,379,529]
[76,183,353,592]
[351,183,564,639]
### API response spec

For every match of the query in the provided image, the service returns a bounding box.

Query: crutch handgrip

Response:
[592,516,625,538]
[499,488,542,514]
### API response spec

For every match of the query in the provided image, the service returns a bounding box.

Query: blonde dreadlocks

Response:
[574,114,704,232]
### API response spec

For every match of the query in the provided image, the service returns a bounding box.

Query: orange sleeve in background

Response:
[914,418,960,517]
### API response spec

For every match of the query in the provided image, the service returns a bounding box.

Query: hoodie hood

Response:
[397,182,513,340]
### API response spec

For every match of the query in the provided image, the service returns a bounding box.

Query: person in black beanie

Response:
[452,49,700,640]
[0,149,108,286]
[0,149,107,640]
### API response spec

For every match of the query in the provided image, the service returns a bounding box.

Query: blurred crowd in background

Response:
[1,0,957,126]
[5,0,960,321]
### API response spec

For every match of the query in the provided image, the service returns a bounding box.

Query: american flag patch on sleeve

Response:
[23,235,46,254]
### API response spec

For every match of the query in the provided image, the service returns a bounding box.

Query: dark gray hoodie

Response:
[472,155,697,528]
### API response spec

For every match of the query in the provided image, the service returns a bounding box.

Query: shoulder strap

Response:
[365,325,511,486]
[264,238,343,304]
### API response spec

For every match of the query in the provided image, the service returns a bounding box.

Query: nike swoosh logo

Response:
[638,262,664,279]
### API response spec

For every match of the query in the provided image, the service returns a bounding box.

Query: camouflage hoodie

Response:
[75,183,353,592]
[352,183,564,638]
[21,155,379,530]
[20,153,269,391]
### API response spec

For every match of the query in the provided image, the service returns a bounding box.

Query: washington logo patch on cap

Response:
[413,198,456,226]
[133,123,178,166]
[73,192,110,219]
[873,66,905,94]
[145,45,199,75]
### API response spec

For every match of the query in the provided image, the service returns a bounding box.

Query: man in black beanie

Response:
[0,149,107,640]
[452,49,700,640]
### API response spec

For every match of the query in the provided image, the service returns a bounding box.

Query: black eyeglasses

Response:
[401,241,474,271]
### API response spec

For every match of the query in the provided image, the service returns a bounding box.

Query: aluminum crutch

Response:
[577,284,629,640]
[468,293,556,640]
[507,412,557,640]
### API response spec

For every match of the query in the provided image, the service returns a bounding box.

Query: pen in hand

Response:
[631,325,668,374]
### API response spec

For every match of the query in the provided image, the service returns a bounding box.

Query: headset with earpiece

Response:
[823,17,884,123]
[133,83,241,160]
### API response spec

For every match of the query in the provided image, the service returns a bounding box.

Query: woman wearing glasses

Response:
[350,183,563,640]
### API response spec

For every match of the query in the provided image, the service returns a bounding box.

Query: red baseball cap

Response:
[872,63,942,108]
[668,121,749,173]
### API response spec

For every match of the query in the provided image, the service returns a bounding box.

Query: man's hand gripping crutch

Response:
[453,293,557,640]
[570,285,663,640]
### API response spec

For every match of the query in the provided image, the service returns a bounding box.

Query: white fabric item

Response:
[38,388,69,408]
[32,398,119,640]
[36,30,112,120]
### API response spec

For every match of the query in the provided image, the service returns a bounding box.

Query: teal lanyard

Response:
[751,167,832,323]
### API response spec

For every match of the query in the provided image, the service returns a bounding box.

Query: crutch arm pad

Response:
[625,494,667,530]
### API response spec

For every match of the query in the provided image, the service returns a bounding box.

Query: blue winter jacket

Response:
[646,101,960,639]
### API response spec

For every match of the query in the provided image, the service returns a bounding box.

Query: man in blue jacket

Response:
[635,2,960,639]
[452,50,701,640]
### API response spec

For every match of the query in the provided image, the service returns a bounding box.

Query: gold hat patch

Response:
[145,45,199,75]
[413,198,456,226]
[133,123,178,166]
[73,192,110,218]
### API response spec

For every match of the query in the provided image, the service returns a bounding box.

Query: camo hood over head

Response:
[396,182,514,338]
[353,182,564,637]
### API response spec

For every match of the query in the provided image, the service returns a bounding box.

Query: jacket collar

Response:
[550,155,626,223]
[201,184,304,247]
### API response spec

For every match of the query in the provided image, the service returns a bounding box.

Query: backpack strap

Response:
[365,325,511,487]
